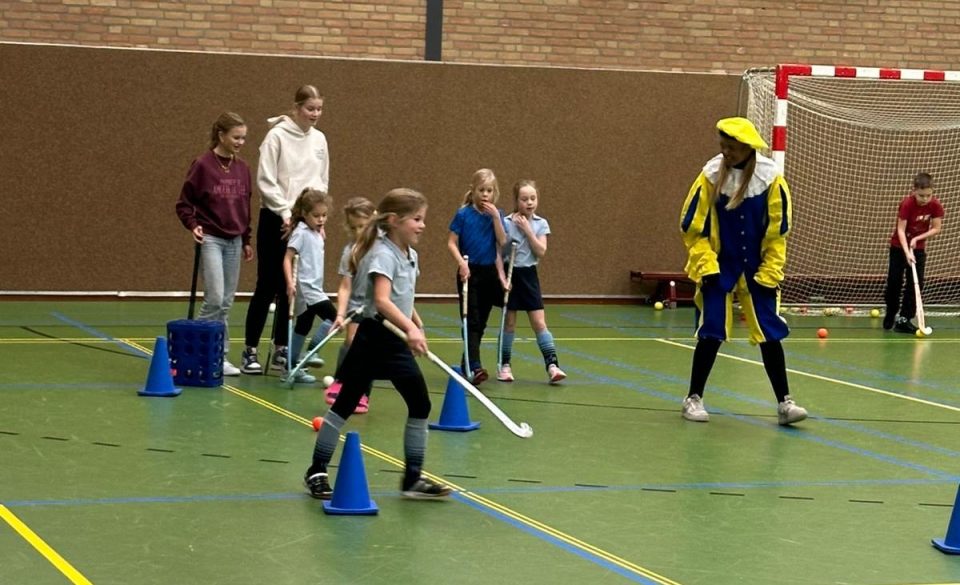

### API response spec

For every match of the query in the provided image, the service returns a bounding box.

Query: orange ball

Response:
[312,417,322,431]
[817,328,828,339]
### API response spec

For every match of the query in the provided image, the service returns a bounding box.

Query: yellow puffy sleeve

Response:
[754,175,792,288]
[679,172,720,283]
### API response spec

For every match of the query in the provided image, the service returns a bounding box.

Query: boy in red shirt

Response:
[884,172,945,333]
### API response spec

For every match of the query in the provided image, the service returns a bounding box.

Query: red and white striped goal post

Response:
[769,64,960,170]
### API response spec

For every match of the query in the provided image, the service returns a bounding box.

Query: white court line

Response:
[655,338,960,414]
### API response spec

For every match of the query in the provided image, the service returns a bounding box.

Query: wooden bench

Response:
[630,271,695,305]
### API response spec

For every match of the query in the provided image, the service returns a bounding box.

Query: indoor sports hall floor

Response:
[2,300,960,585]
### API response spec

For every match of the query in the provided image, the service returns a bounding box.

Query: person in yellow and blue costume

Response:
[679,117,808,426]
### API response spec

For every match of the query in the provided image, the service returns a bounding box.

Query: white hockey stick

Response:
[909,261,933,335]
[284,307,363,388]
[497,242,518,373]
[460,255,472,382]
[380,318,533,439]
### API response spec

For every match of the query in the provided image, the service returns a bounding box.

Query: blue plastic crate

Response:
[166,319,225,387]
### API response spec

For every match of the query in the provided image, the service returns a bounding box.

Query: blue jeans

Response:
[198,235,242,355]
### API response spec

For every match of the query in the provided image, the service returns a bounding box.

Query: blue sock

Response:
[289,333,306,368]
[309,320,333,351]
[501,331,515,366]
[536,329,559,368]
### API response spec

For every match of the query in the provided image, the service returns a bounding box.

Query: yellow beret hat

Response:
[716,117,768,151]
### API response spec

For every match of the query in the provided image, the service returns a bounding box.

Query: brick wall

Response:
[2,0,959,74]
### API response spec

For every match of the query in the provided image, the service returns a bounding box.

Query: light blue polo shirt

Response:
[338,243,366,314]
[287,222,329,314]
[357,235,419,319]
[503,214,550,268]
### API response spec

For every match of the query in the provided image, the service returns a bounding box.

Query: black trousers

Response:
[244,209,288,348]
[456,263,503,370]
[330,318,430,420]
[295,300,337,336]
[884,246,926,319]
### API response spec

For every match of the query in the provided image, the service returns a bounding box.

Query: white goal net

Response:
[742,67,960,312]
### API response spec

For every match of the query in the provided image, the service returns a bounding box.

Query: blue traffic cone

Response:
[429,366,480,432]
[933,484,960,553]
[323,431,379,515]
[138,336,182,397]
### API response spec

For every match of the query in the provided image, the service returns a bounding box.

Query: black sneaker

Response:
[271,347,288,371]
[894,317,918,334]
[401,477,452,499]
[305,472,333,500]
[240,347,263,375]
[882,312,895,330]
[472,368,489,385]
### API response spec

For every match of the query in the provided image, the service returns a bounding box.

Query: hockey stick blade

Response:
[380,318,533,438]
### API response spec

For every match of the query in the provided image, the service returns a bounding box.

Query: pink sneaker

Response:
[548,364,566,385]
[324,380,342,405]
[497,365,514,382]
[354,394,369,414]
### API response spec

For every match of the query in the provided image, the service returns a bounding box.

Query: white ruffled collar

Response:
[702,153,779,199]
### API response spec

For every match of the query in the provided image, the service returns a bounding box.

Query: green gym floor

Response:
[2,301,960,585]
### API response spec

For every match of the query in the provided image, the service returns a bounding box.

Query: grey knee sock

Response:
[403,417,428,484]
[309,411,346,475]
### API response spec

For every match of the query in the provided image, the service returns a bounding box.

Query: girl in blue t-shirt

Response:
[447,168,508,384]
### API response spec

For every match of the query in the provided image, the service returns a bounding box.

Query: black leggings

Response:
[885,247,926,319]
[456,263,503,369]
[244,209,288,348]
[294,300,337,336]
[330,318,431,420]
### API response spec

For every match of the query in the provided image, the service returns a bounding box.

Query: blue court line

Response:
[451,493,667,584]
[50,312,149,358]
[419,308,958,479]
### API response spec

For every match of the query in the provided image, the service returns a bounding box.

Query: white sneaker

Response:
[305,353,325,367]
[777,395,808,425]
[682,395,710,422]
[222,359,240,377]
[547,364,566,385]
[282,367,316,384]
[497,365,514,382]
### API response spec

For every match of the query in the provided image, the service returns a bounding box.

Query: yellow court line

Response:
[656,338,960,413]
[0,505,93,585]
[214,378,682,585]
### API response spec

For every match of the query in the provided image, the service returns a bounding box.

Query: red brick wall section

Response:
[3,0,960,72]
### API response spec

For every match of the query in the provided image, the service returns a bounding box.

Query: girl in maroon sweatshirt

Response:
[175,112,253,376]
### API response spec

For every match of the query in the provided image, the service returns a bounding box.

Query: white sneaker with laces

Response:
[547,364,566,385]
[682,395,710,422]
[282,368,316,384]
[777,395,808,425]
[222,359,240,377]
[497,365,514,382]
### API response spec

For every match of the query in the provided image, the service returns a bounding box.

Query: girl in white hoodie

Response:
[241,85,331,375]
